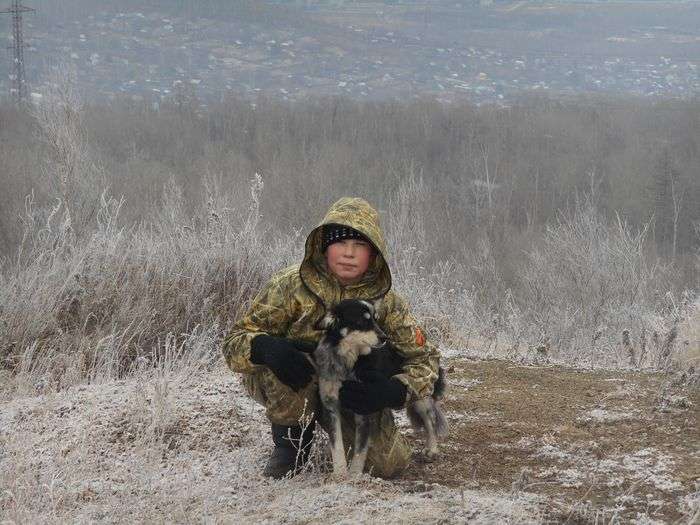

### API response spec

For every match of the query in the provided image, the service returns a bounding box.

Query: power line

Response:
[1,0,34,104]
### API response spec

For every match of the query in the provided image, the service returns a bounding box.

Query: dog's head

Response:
[321,299,387,342]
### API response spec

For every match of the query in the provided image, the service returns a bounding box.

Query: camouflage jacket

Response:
[222,197,440,403]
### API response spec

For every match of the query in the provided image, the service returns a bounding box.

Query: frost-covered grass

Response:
[2,344,697,523]
[0,176,304,397]
[0,358,545,524]
[3,179,694,399]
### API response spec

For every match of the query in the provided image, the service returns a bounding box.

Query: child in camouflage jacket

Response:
[223,197,440,478]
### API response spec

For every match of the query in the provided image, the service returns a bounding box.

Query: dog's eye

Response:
[363,312,371,319]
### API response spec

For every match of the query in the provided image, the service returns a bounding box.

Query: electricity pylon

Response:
[1,0,34,103]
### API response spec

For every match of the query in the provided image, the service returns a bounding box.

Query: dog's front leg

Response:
[349,414,371,476]
[320,380,347,477]
[327,397,348,477]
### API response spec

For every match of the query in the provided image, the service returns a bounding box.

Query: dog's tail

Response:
[406,402,424,432]
[433,401,449,438]
[406,367,449,438]
[432,367,449,438]
[433,366,447,401]
[406,398,449,438]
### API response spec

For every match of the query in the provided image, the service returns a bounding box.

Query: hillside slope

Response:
[1,354,697,523]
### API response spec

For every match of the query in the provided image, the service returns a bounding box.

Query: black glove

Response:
[249,335,315,391]
[287,339,317,354]
[339,369,408,415]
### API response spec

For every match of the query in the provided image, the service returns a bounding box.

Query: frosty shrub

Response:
[0,173,301,396]
[385,175,478,348]
[367,176,695,367]
[32,66,104,241]
[516,199,689,367]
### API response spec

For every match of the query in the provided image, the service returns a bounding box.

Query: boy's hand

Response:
[339,369,407,415]
[287,339,317,354]
[250,335,315,391]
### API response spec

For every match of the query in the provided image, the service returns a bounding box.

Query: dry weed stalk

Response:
[0,103,693,399]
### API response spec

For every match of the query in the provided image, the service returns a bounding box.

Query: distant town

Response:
[3,1,699,105]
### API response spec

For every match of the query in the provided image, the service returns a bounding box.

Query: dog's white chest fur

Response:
[315,329,379,399]
[337,329,379,369]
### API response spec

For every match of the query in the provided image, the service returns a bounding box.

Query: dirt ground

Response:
[402,358,699,523]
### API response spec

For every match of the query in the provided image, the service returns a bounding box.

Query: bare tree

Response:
[470,142,500,227]
[671,178,683,260]
[32,65,103,240]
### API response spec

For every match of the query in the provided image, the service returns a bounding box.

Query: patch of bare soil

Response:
[403,358,699,523]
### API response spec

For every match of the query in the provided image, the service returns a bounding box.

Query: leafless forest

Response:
[1,84,698,389]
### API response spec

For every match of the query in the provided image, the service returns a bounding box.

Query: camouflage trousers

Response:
[242,368,411,478]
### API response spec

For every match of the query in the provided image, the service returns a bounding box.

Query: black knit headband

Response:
[321,224,370,252]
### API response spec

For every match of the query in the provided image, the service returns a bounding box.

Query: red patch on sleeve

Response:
[415,327,426,347]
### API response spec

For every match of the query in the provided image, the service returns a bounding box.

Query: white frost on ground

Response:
[446,410,492,424]
[534,443,574,461]
[577,407,639,424]
[510,435,689,519]
[2,357,696,523]
[620,449,684,493]
[0,364,544,524]
[531,441,685,494]
[449,377,483,390]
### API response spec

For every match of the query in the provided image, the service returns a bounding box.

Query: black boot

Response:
[262,423,315,479]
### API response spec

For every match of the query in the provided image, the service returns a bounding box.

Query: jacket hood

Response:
[300,197,392,309]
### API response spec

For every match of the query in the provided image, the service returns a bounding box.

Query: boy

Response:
[222,197,440,478]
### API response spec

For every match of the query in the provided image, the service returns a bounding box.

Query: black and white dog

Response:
[313,299,448,477]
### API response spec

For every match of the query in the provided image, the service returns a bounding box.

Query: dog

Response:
[313,299,448,477]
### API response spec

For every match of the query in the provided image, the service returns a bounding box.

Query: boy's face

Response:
[325,239,374,286]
